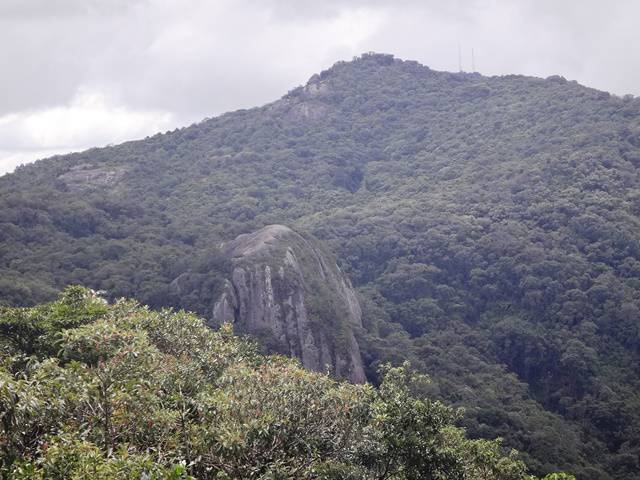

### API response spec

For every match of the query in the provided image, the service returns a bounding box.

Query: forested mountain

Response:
[1,53,640,478]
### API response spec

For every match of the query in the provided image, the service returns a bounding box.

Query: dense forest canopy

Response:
[1,53,640,478]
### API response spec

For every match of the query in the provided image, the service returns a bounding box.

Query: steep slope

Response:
[1,53,640,478]
[210,224,366,383]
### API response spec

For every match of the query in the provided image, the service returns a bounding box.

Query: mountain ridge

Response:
[3,51,629,182]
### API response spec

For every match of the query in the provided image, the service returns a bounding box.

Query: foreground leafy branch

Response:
[0,287,575,479]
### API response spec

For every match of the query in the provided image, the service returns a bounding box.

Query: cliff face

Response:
[212,225,366,383]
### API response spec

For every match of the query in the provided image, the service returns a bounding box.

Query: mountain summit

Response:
[1,53,640,478]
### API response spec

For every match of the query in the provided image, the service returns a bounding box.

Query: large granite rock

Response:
[212,224,366,383]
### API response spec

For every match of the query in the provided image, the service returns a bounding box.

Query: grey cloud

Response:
[2,0,639,118]
[0,0,141,19]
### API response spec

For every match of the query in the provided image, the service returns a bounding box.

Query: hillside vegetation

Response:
[1,53,640,478]
[0,286,568,479]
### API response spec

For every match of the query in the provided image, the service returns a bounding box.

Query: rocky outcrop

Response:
[58,163,126,191]
[212,225,366,383]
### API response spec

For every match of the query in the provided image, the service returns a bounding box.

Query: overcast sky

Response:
[1,0,639,175]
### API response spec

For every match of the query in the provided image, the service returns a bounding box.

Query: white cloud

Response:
[0,149,76,174]
[0,88,175,174]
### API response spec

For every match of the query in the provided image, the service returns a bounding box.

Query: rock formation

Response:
[212,224,366,383]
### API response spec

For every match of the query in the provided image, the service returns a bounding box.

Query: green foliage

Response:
[0,286,108,356]
[539,474,576,480]
[2,53,640,477]
[0,288,558,479]
[10,433,195,480]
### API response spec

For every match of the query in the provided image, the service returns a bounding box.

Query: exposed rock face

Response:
[212,225,366,383]
[57,163,126,191]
